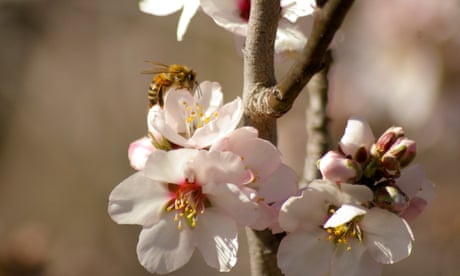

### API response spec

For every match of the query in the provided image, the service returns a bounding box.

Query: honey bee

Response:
[143,62,198,107]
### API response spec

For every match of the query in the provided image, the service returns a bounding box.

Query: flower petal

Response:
[208,183,261,227]
[139,0,184,16]
[196,81,224,113]
[195,208,238,272]
[361,208,414,264]
[144,148,198,183]
[331,240,383,276]
[279,186,333,232]
[258,164,298,204]
[192,97,243,148]
[137,214,195,274]
[200,0,247,36]
[128,137,155,170]
[324,204,367,228]
[397,164,425,199]
[191,150,249,187]
[108,172,169,227]
[209,126,258,152]
[176,0,200,41]
[277,230,333,276]
[147,104,188,146]
[339,116,375,157]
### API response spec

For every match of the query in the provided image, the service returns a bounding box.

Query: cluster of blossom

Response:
[138,0,315,57]
[277,117,435,275]
[108,82,298,274]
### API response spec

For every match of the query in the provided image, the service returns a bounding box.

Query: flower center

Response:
[164,180,211,230]
[324,205,364,251]
[182,100,219,139]
[238,0,251,21]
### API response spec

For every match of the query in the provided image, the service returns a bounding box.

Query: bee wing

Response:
[142,61,171,75]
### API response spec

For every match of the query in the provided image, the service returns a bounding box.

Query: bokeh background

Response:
[0,0,459,275]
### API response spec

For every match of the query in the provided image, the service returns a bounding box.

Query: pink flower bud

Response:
[128,137,155,170]
[372,126,405,156]
[383,138,416,168]
[318,151,362,183]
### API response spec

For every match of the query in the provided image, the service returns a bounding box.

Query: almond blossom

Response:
[138,0,200,41]
[200,0,315,56]
[278,180,414,276]
[210,126,298,232]
[148,81,243,149]
[109,148,267,274]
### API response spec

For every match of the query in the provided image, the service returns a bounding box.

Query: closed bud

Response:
[372,126,405,156]
[383,138,416,168]
[318,151,362,183]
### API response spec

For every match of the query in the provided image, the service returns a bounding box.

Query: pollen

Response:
[164,181,211,230]
[324,205,364,251]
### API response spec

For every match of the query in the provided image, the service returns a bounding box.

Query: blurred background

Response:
[0,0,459,275]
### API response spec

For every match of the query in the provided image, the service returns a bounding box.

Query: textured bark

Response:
[242,1,355,275]
[302,51,332,187]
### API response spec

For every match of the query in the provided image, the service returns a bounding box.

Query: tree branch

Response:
[242,1,284,275]
[272,0,355,115]
[242,0,279,143]
[301,50,332,187]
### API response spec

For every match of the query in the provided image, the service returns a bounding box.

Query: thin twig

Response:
[272,0,355,116]
[301,50,332,187]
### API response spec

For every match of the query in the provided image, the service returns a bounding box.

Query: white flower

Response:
[108,148,262,273]
[148,81,243,149]
[278,180,414,276]
[210,126,298,231]
[200,0,315,55]
[139,0,200,41]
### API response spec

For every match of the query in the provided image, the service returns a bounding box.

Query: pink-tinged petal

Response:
[279,186,333,232]
[108,172,169,227]
[400,197,428,222]
[176,0,200,41]
[232,138,282,180]
[339,183,374,204]
[128,137,155,170]
[278,230,333,276]
[139,0,184,16]
[250,203,279,231]
[191,150,250,187]
[417,178,435,203]
[192,97,243,148]
[196,81,223,113]
[137,214,195,274]
[258,164,298,204]
[339,117,375,157]
[208,183,262,227]
[397,164,425,199]
[324,204,367,228]
[144,148,198,183]
[331,241,382,276]
[195,208,238,272]
[209,126,258,152]
[163,89,196,134]
[147,105,188,146]
[200,0,247,36]
[360,208,414,264]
